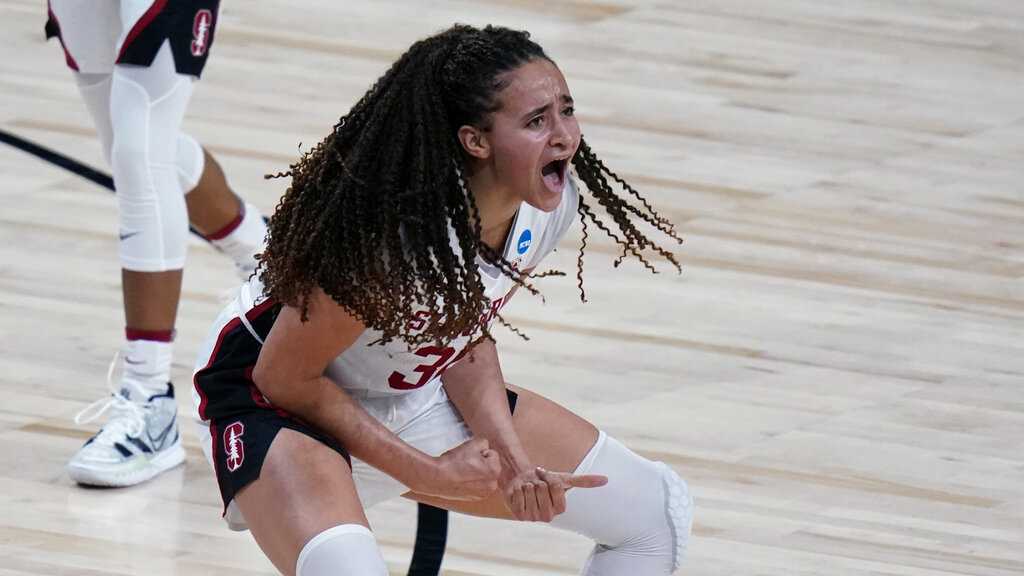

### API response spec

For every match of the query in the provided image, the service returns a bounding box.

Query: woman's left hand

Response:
[504,466,607,522]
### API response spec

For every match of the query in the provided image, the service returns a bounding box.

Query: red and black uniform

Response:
[46,0,220,77]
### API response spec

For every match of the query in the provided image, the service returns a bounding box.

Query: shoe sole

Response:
[67,438,186,487]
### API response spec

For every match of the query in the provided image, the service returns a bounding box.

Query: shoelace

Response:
[73,351,151,443]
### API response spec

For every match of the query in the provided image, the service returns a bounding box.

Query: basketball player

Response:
[193,24,694,576]
[45,0,268,487]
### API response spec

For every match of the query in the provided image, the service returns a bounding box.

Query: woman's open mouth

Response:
[541,158,568,193]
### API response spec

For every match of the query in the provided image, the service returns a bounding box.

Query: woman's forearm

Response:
[442,339,531,473]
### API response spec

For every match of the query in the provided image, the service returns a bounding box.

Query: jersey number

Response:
[388,345,465,390]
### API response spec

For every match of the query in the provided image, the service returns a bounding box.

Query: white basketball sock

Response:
[208,201,268,273]
[122,338,173,399]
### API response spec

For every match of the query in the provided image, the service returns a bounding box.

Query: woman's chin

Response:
[528,180,564,212]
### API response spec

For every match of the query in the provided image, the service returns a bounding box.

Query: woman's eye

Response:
[562,106,575,117]
[527,115,545,128]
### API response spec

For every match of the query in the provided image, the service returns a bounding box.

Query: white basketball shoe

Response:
[68,378,185,487]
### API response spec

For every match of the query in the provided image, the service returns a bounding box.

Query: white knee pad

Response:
[659,461,695,572]
[175,132,205,192]
[551,432,695,575]
[74,73,205,194]
[109,42,192,271]
[296,524,388,576]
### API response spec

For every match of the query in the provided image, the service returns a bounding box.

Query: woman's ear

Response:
[458,125,491,160]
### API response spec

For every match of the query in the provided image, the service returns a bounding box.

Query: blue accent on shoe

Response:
[146,382,175,402]
[114,442,133,458]
[128,436,153,453]
[147,418,176,450]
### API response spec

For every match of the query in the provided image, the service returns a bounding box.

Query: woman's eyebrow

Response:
[519,95,574,122]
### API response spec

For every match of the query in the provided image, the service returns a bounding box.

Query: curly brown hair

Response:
[259,24,682,346]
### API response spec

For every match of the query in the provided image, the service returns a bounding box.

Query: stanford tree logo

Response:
[191,9,213,57]
[223,421,245,472]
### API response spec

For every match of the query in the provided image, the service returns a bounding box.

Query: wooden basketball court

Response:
[2,1,1022,574]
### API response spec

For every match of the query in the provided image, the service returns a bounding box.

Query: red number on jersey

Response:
[388,345,470,390]
[388,346,454,390]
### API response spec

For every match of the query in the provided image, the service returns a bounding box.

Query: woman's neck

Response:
[468,169,521,253]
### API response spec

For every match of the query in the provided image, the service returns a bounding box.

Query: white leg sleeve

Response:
[75,73,115,165]
[551,432,695,575]
[296,524,388,576]
[109,41,192,271]
[74,75,205,193]
[208,202,268,277]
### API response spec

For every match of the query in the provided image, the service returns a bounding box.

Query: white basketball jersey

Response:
[239,177,579,398]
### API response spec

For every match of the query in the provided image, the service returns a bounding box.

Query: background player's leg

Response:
[77,48,187,332]
[184,147,242,235]
[75,72,263,278]
[50,0,186,486]
[75,73,115,163]
[67,40,190,484]
[233,429,388,576]
[407,385,694,575]
[180,145,268,276]
[109,39,191,408]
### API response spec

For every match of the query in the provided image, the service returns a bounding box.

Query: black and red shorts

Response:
[46,0,221,77]
[193,300,350,513]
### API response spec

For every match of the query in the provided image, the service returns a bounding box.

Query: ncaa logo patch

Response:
[223,421,245,472]
[517,229,532,255]
[191,9,213,57]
